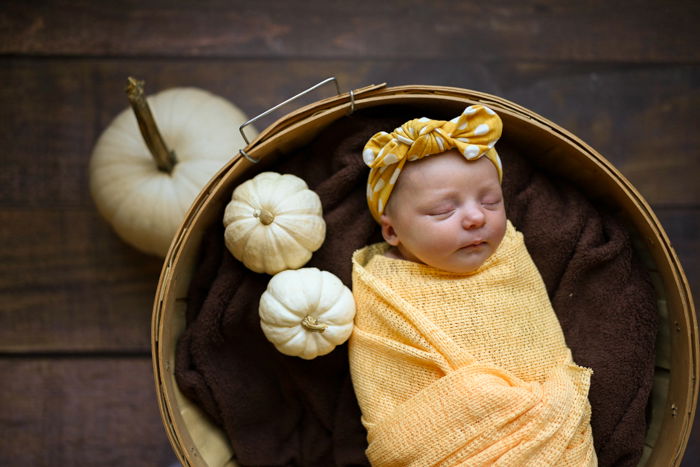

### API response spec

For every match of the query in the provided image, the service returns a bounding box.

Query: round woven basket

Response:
[151,82,698,466]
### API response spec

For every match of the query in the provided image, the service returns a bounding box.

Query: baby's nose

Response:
[461,205,486,229]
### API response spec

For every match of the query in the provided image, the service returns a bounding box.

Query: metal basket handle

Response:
[238,77,342,163]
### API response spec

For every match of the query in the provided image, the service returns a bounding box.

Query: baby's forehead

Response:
[397,161,439,188]
[398,150,477,185]
[393,153,502,202]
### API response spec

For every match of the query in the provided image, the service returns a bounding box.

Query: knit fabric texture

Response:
[349,221,597,466]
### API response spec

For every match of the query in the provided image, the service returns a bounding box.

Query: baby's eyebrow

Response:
[423,185,458,196]
[419,189,450,200]
[418,194,457,209]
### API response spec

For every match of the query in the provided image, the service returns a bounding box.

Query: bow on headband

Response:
[363,104,503,222]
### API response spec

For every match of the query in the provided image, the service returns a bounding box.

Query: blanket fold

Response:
[174,107,658,466]
[350,223,596,466]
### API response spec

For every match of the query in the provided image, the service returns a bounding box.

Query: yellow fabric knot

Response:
[363,105,503,222]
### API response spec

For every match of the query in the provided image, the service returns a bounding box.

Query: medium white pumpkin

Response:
[223,172,326,275]
[89,79,256,257]
[259,268,355,359]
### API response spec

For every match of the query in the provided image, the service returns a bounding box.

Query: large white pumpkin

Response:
[223,172,326,275]
[89,83,256,257]
[259,268,356,360]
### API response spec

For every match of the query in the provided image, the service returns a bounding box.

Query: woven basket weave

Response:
[152,83,698,466]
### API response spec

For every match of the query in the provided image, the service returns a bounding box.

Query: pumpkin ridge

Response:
[267,270,309,315]
[260,320,302,350]
[259,268,355,359]
[259,292,301,327]
[222,200,252,225]
[299,271,320,313]
[274,208,322,216]
[249,172,282,209]
[314,270,336,316]
[319,300,355,326]
[240,223,267,272]
[155,88,208,143]
[223,172,325,274]
[92,158,156,198]
[284,332,314,356]
[93,110,146,154]
[266,222,296,252]
[233,177,266,213]
[108,173,170,220]
[110,114,146,148]
[261,223,294,274]
[95,157,165,191]
[274,188,319,212]
[173,161,219,190]
[224,219,257,262]
[109,177,176,255]
[268,174,310,209]
[92,151,152,172]
[170,176,199,215]
[97,135,152,162]
[92,175,140,219]
[318,281,354,328]
[270,217,325,253]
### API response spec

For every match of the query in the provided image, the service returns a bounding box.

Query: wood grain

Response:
[0,208,161,352]
[1,1,698,464]
[2,59,698,207]
[2,0,699,62]
[0,58,697,353]
[0,357,175,466]
[655,208,700,306]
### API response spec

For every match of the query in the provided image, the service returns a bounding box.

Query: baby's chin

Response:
[418,257,488,275]
[393,245,492,274]
[428,249,494,274]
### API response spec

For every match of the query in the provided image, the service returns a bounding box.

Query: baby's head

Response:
[362,105,507,274]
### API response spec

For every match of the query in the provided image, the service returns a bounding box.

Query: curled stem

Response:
[301,316,327,333]
[254,208,275,225]
[125,77,177,173]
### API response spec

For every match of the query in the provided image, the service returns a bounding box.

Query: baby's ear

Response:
[380,214,400,246]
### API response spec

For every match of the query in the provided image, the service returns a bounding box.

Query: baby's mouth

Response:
[459,240,486,250]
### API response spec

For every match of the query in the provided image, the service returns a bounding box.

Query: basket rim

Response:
[152,83,698,467]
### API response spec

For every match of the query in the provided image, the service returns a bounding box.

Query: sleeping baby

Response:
[348,105,597,466]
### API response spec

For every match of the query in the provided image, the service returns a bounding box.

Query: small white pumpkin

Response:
[223,172,326,275]
[259,268,355,359]
[89,78,256,257]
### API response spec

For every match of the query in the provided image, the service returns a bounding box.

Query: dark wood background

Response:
[1,1,698,465]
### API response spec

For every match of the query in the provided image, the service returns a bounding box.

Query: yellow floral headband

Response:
[363,104,503,222]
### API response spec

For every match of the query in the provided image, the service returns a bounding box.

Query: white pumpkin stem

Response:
[301,315,327,333]
[254,208,275,225]
[126,77,177,173]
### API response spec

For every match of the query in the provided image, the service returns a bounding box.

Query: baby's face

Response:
[381,150,507,274]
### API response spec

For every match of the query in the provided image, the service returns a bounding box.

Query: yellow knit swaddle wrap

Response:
[349,222,596,466]
[363,105,503,222]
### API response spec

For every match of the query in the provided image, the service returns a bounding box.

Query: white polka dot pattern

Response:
[362,105,503,222]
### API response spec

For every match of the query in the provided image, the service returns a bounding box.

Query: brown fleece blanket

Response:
[175,105,658,467]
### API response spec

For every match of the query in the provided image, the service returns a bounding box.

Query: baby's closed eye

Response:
[426,203,456,217]
[481,196,502,208]
[428,208,455,218]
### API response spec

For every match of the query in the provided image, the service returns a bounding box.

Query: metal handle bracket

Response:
[238,77,341,163]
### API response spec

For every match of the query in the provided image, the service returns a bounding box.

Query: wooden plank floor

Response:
[1,1,698,465]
